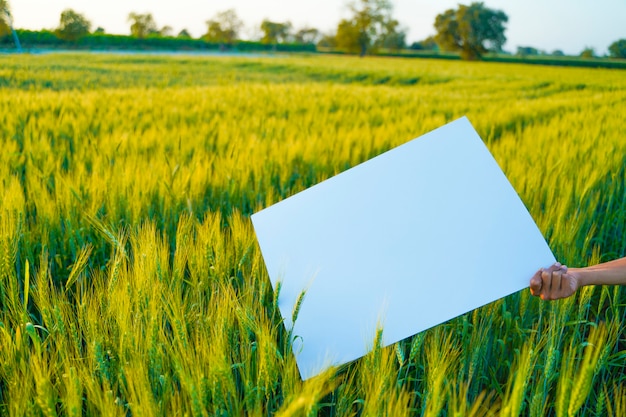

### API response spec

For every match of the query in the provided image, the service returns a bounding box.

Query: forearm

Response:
[570,256,626,287]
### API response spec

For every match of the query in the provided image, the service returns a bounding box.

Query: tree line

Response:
[1,0,626,60]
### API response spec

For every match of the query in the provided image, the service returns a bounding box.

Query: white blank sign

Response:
[251,117,555,380]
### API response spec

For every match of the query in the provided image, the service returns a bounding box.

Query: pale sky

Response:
[9,1,626,55]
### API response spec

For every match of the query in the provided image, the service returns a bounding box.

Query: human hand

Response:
[529,262,580,300]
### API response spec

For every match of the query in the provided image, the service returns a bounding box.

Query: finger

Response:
[546,263,563,273]
[541,268,554,300]
[530,270,543,296]
[551,265,572,299]
[551,269,563,296]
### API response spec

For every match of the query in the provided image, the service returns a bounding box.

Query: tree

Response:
[376,18,406,51]
[516,46,539,57]
[0,0,20,51]
[434,2,508,60]
[56,9,91,41]
[317,32,337,48]
[334,0,402,56]
[580,47,595,59]
[128,12,158,38]
[260,20,292,45]
[335,18,361,53]
[608,39,626,59]
[160,25,173,37]
[204,9,243,46]
[94,26,105,34]
[178,29,191,39]
[294,27,320,45]
[0,0,10,37]
[410,36,438,51]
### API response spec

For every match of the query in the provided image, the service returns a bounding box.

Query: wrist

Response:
[568,267,592,287]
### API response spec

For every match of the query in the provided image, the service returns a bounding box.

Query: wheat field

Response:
[0,52,625,416]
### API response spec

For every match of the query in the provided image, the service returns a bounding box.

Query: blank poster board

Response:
[251,117,555,380]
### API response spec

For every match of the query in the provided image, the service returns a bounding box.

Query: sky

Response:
[9,0,626,56]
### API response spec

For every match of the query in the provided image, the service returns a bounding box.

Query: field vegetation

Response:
[0,53,625,416]
[0,30,317,54]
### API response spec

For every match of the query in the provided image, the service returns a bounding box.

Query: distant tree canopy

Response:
[580,47,595,59]
[335,0,406,56]
[160,25,173,37]
[516,46,539,57]
[0,0,13,37]
[178,29,191,39]
[128,13,158,38]
[335,19,361,53]
[317,32,337,48]
[377,18,406,51]
[56,9,91,41]
[434,2,508,60]
[294,27,320,45]
[608,39,626,59]
[204,9,243,45]
[260,20,292,44]
[410,36,437,51]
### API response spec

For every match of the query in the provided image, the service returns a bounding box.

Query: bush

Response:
[608,39,626,59]
[2,29,317,53]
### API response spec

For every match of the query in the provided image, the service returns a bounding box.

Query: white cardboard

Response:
[251,117,555,380]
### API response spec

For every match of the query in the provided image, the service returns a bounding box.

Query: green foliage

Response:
[260,20,292,45]
[56,9,91,42]
[0,20,8,38]
[0,30,316,53]
[434,9,459,52]
[410,36,438,51]
[0,53,625,415]
[0,29,61,47]
[128,12,158,39]
[0,21,9,39]
[236,40,315,53]
[0,0,12,38]
[335,18,362,54]
[334,0,404,56]
[608,39,626,59]
[435,2,508,60]
[204,9,243,46]
[294,27,320,45]
[376,18,406,51]
[159,25,173,37]
[317,32,337,48]
[580,47,595,59]
[517,46,540,57]
[481,53,626,69]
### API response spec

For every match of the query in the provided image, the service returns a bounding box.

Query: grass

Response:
[0,52,625,415]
